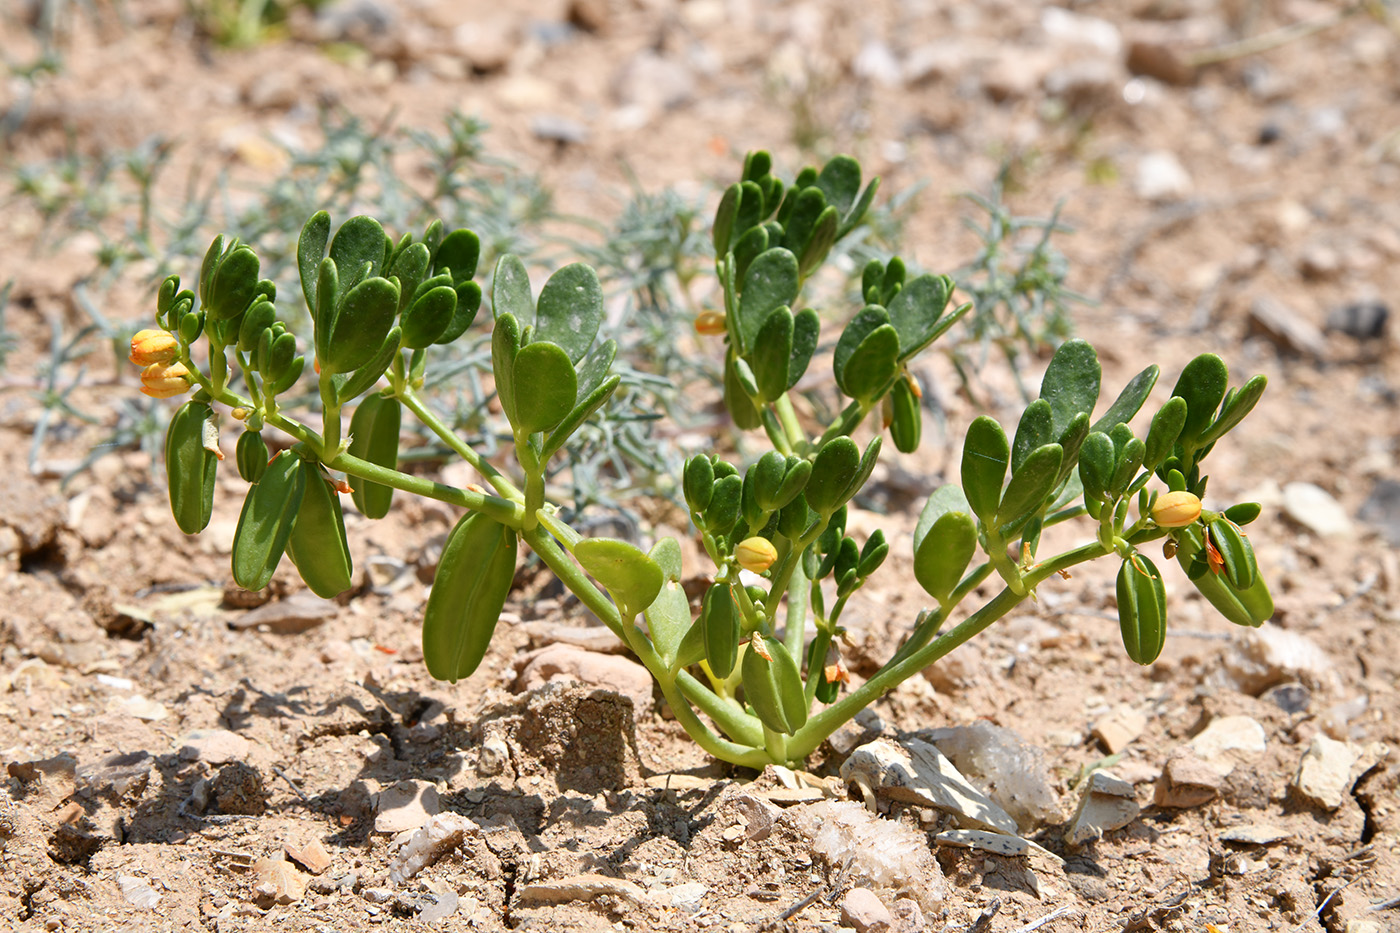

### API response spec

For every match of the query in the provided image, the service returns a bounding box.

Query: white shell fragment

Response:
[840,738,1019,835]
[388,813,480,883]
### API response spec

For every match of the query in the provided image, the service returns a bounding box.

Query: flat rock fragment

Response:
[516,874,649,907]
[1292,735,1386,810]
[178,729,251,765]
[1092,706,1147,754]
[1220,824,1292,845]
[230,593,337,633]
[934,829,1030,857]
[283,838,333,875]
[375,780,440,834]
[1185,715,1266,774]
[1282,482,1352,537]
[842,738,1018,834]
[1154,750,1224,808]
[253,857,306,905]
[117,874,161,909]
[1064,772,1139,846]
[841,887,892,933]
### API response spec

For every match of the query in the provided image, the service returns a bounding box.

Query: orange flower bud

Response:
[128,329,178,366]
[694,310,727,336]
[1151,490,1202,528]
[735,536,778,574]
[140,360,193,399]
[906,371,922,399]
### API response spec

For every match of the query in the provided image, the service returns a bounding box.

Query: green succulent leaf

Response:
[914,510,978,606]
[737,248,800,353]
[422,512,518,682]
[388,242,430,316]
[887,274,953,362]
[1078,431,1115,501]
[287,463,354,599]
[318,275,400,375]
[1144,397,1188,470]
[512,341,578,435]
[231,450,307,592]
[833,305,889,395]
[742,636,807,735]
[806,437,860,515]
[713,183,740,255]
[207,246,260,322]
[644,538,691,669]
[1172,353,1229,446]
[1208,519,1258,591]
[575,338,618,400]
[328,215,388,291]
[574,537,664,619]
[816,154,861,218]
[400,285,457,349]
[701,584,740,678]
[542,374,621,460]
[346,393,400,519]
[1012,399,1055,475]
[337,326,402,403]
[165,401,218,535]
[1117,555,1167,665]
[1091,364,1159,435]
[1199,374,1267,448]
[492,312,522,426]
[787,307,820,392]
[492,254,534,327]
[839,324,900,404]
[535,262,603,364]
[961,416,1010,525]
[1039,338,1101,439]
[298,212,330,315]
[750,306,794,402]
[995,443,1063,530]
[731,222,769,286]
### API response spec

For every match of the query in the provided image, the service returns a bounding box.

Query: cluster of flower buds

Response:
[129,329,191,399]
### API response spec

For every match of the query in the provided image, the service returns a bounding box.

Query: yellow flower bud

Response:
[231,407,249,421]
[694,310,727,336]
[1151,490,1202,528]
[128,329,178,366]
[735,536,778,574]
[140,360,193,399]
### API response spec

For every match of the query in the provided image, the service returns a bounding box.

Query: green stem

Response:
[319,371,342,458]
[774,394,806,453]
[521,525,771,767]
[782,558,809,660]
[327,451,523,526]
[786,538,1116,760]
[814,400,866,450]
[398,386,520,501]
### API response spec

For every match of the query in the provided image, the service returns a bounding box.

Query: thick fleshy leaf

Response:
[298,212,330,316]
[995,443,1063,530]
[816,154,861,218]
[806,437,860,515]
[422,513,517,682]
[733,180,765,247]
[840,325,900,403]
[1143,397,1187,469]
[319,276,400,375]
[574,537,664,619]
[388,242,430,316]
[1078,432,1115,501]
[1200,374,1267,447]
[723,347,762,430]
[434,228,480,282]
[491,313,521,425]
[400,285,457,349]
[781,186,829,257]
[492,254,534,327]
[1011,399,1055,475]
[731,224,769,289]
[542,374,620,460]
[888,274,953,362]
[328,216,387,291]
[787,308,820,392]
[338,326,402,403]
[208,246,260,322]
[512,341,577,435]
[914,484,971,553]
[1039,338,1100,439]
[797,206,839,278]
[436,280,483,345]
[914,510,978,605]
[1171,353,1229,445]
[737,247,800,352]
[535,263,603,364]
[838,176,880,238]
[961,416,1010,524]
[644,538,690,668]
[1091,364,1159,435]
[1208,519,1258,591]
[751,307,794,402]
[1118,555,1167,665]
[833,305,889,396]
[712,183,741,255]
[701,584,740,677]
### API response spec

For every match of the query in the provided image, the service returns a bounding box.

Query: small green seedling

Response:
[132,151,1273,767]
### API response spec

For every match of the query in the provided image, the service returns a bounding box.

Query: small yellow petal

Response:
[140,360,192,399]
[735,536,778,574]
[1151,490,1202,528]
[129,329,178,366]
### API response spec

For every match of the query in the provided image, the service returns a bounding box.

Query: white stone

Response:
[1226,627,1335,695]
[1292,735,1385,810]
[1092,706,1147,754]
[374,780,441,834]
[388,813,479,882]
[1283,482,1353,537]
[1135,151,1192,201]
[1186,715,1266,775]
[934,829,1029,857]
[841,887,892,933]
[841,738,1019,834]
[177,729,251,765]
[1041,7,1122,56]
[1064,772,1139,847]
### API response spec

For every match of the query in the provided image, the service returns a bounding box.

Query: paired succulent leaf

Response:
[742,636,807,735]
[346,394,400,519]
[286,462,354,599]
[574,538,664,620]
[1117,554,1167,665]
[913,485,978,605]
[165,400,219,535]
[231,450,307,591]
[422,512,518,682]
